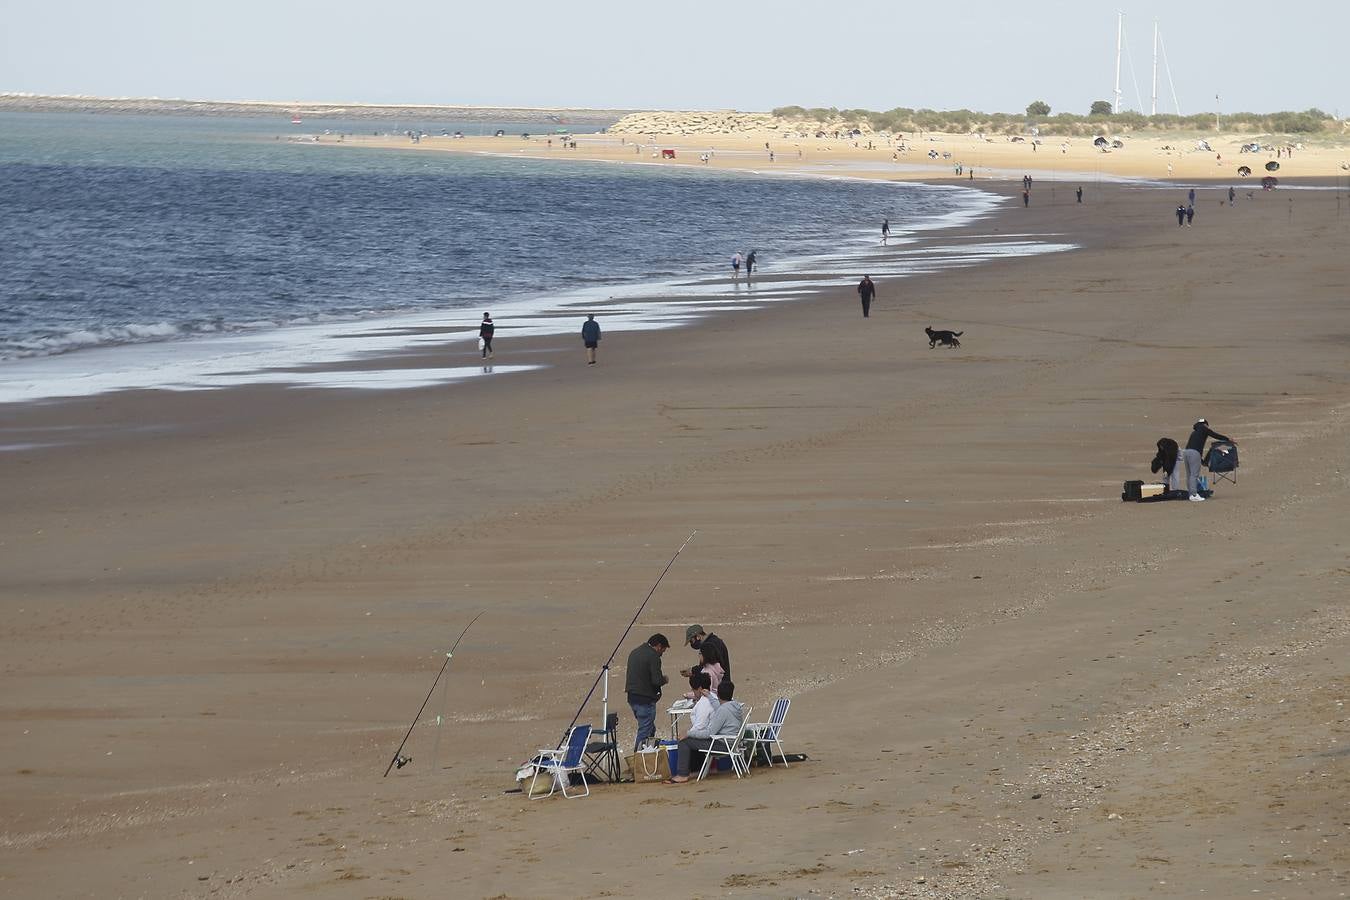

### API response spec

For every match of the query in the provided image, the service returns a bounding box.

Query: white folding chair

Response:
[696,705,752,780]
[744,698,791,767]
[527,724,592,799]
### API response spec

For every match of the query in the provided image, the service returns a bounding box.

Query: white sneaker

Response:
[1189,494,1206,502]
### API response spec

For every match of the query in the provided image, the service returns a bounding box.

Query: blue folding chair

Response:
[528,724,593,799]
[744,698,792,767]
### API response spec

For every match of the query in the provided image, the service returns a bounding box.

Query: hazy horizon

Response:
[3,1,1346,118]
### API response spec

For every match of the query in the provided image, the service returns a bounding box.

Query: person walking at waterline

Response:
[857,275,876,318]
[881,218,890,245]
[731,251,742,279]
[478,313,495,359]
[581,314,601,365]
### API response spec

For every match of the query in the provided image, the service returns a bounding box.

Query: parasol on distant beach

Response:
[1237,166,1252,177]
[1264,160,1280,172]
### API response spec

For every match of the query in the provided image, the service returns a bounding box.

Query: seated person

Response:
[682,672,718,731]
[1150,437,1184,492]
[669,680,745,784]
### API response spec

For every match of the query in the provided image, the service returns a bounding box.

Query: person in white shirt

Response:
[684,671,718,733]
[669,680,745,783]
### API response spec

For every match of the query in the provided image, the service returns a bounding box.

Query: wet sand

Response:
[2,179,1348,899]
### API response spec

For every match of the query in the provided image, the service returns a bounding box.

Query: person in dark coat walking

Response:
[1022,189,1030,207]
[1076,186,1083,203]
[1185,205,1195,226]
[745,250,757,275]
[625,633,670,749]
[478,313,495,359]
[857,275,876,317]
[581,314,601,365]
[1176,204,1187,226]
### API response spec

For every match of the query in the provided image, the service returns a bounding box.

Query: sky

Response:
[2,0,1345,117]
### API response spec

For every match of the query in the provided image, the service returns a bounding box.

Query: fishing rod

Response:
[555,530,697,749]
[383,609,486,777]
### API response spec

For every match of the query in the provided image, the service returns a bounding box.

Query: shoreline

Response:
[2,146,1069,407]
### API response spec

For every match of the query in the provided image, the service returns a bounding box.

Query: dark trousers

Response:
[676,736,713,776]
[481,337,493,358]
[861,296,872,317]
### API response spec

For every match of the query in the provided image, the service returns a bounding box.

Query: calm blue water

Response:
[0,112,971,360]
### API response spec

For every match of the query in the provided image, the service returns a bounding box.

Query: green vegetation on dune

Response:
[770,104,1340,137]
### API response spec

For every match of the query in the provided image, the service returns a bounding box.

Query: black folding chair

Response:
[1204,441,1239,487]
[582,713,622,784]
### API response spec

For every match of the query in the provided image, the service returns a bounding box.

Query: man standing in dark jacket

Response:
[581,314,601,365]
[478,313,495,359]
[1183,418,1234,501]
[857,275,876,318]
[681,625,730,680]
[625,633,669,750]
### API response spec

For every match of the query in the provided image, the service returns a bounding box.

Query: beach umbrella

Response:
[1237,166,1252,177]
[1261,175,1278,189]
[1265,160,1280,172]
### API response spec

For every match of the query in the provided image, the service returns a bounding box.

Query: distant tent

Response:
[1111,139,1125,149]
[494,129,505,137]
[1265,160,1280,172]
[1237,166,1252,177]
[1093,136,1109,147]
[1262,175,1278,189]
[1196,139,1212,151]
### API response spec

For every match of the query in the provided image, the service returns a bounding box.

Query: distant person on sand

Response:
[1176,204,1186,227]
[479,313,495,359]
[1188,188,1196,206]
[857,275,876,317]
[1022,189,1030,207]
[1183,418,1234,502]
[581,314,601,365]
[731,252,742,278]
[1228,186,1236,205]
[1186,205,1195,226]
[625,633,670,750]
[1076,186,1083,203]
[881,218,890,245]
[745,250,757,275]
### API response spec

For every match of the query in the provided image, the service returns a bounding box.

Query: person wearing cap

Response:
[625,633,670,750]
[1182,418,1234,502]
[679,625,730,681]
[580,314,601,365]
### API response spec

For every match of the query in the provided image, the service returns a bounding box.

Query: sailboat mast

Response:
[1114,12,1124,114]
[1151,20,1159,116]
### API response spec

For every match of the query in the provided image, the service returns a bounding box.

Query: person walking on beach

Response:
[857,275,876,317]
[581,314,601,365]
[1076,186,1083,203]
[478,313,495,359]
[625,633,670,750]
[1022,189,1030,207]
[1228,186,1236,205]
[1188,187,1196,206]
[745,250,757,276]
[1176,204,1186,227]
[731,252,742,279]
[1182,418,1234,501]
[1186,205,1195,227]
[881,218,890,245]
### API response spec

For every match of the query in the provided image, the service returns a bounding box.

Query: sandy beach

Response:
[330,120,1350,184]
[2,160,1348,900]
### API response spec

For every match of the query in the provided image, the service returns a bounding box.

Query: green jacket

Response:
[625,643,668,704]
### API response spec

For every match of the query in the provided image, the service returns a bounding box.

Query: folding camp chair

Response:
[697,706,752,780]
[744,698,792,767]
[1204,441,1239,487]
[527,724,592,799]
[582,713,622,784]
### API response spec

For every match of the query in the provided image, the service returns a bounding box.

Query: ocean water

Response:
[0,112,1073,405]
